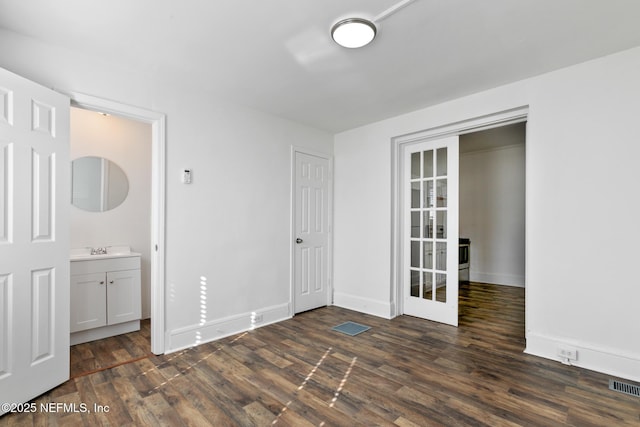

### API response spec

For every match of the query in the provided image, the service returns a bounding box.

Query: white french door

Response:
[403,135,459,326]
[0,67,70,411]
[293,151,330,313]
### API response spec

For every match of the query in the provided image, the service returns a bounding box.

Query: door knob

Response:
[296,238,303,244]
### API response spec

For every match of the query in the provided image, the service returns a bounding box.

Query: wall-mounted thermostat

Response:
[182,169,192,184]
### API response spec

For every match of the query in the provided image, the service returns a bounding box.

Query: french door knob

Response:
[296,238,303,244]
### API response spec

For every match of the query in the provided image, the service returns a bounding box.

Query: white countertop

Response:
[70,246,141,261]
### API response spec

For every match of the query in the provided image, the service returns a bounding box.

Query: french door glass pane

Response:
[411,181,420,208]
[436,211,447,238]
[411,152,421,179]
[424,180,434,207]
[423,241,433,269]
[436,242,447,271]
[436,147,447,176]
[423,272,433,300]
[411,270,420,297]
[411,211,420,238]
[423,211,433,238]
[423,150,433,178]
[411,241,420,268]
[435,273,447,302]
[436,179,447,207]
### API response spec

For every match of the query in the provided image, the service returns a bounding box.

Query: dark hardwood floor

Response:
[70,319,152,379]
[4,282,640,426]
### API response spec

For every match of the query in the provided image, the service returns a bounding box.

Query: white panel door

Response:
[403,136,459,326]
[0,67,70,411]
[294,152,330,313]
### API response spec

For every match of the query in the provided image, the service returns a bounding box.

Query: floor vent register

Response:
[609,379,640,398]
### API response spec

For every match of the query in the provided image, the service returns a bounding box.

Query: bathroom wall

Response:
[70,107,152,318]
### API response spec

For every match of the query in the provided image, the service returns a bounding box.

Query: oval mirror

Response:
[71,156,129,212]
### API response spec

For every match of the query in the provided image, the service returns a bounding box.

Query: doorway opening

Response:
[458,122,526,343]
[391,106,528,345]
[70,93,166,363]
[459,122,526,288]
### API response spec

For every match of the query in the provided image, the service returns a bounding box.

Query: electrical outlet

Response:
[557,345,578,361]
[254,314,263,323]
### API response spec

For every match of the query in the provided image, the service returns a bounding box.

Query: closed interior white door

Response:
[294,152,330,313]
[403,136,459,326]
[0,67,70,411]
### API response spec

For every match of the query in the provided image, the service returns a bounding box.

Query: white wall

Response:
[0,29,333,352]
[460,142,525,287]
[334,46,640,382]
[70,107,152,318]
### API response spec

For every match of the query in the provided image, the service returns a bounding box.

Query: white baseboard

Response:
[526,333,640,383]
[470,271,525,287]
[71,320,140,345]
[333,292,393,319]
[167,303,291,354]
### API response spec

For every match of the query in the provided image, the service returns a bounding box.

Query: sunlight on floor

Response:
[329,356,357,408]
[272,346,333,425]
[299,347,332,391]
[142,331,248,394]
[270,346,359,424]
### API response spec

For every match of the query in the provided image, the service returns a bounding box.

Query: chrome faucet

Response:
[90,247,107,255]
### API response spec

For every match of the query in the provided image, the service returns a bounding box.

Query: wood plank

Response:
[2,283,639,426]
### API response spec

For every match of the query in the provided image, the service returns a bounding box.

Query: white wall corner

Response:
[525,333,640,383]
[333,292,394,319]
[166,303,291,354]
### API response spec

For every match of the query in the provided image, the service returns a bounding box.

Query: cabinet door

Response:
[107,269,141,325]
[70,273,107,332]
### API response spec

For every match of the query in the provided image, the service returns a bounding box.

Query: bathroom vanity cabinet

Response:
[70,253,141,345]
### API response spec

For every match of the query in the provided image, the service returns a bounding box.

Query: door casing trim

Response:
[390,106,529,318]
[69,92,166,354]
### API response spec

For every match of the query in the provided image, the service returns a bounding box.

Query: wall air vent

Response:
[609,379,640,397]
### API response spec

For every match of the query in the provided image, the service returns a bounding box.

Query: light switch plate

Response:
[182,169,192,184]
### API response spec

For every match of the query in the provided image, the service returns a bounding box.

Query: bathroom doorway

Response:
[69,94,166,368]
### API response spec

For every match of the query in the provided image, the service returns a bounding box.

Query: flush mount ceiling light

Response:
[331,18,377,49]
[331,0,418,49]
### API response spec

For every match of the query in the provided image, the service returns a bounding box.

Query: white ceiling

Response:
[1,0,640,133]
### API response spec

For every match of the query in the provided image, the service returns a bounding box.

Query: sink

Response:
[103,245,132,255]
[70,245,139,261]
